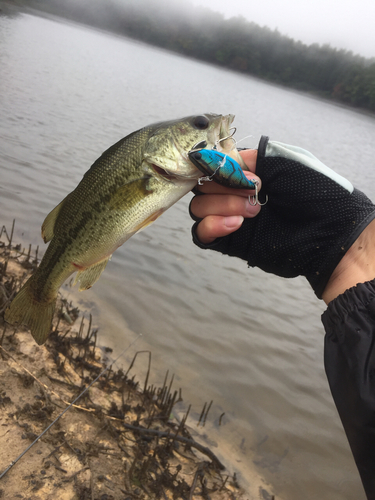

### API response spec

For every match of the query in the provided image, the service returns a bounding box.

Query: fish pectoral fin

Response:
[41,193,71,243]
[108,177,152,211]
[73,257,110,291]
[133,209,165,234]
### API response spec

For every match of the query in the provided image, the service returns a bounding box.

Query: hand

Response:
[190,136,375,300]
[190,149,261,244]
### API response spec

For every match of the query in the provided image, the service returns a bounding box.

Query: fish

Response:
[188,148,256,189]
[5,113,235,345]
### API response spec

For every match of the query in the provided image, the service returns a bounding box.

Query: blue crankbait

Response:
[188,148,256,189]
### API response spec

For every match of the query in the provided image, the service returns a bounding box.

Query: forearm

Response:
[322,219,375,304]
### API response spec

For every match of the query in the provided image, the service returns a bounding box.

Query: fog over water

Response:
[191,0,375,58]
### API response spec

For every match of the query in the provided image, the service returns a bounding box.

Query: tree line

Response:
[10,0,375,112]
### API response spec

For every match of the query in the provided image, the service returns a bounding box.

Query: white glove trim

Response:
[267,141,354,194]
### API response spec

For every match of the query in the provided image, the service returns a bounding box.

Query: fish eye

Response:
[192,115,210,130]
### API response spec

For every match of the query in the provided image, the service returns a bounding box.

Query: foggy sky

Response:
[189,0,375,59]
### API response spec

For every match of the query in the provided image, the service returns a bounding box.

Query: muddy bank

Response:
[0,224,277,499]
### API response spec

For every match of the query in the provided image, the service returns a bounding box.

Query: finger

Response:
[239,149,258,173]
[195,215,244,244]
[191,193,261,220]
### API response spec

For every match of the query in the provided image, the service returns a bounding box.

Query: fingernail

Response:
[224,216,244,228]
[245,199,259,214]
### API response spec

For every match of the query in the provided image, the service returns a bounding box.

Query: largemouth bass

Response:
[5,114,236,345]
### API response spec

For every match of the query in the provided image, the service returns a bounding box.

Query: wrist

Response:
[322,219,375,304]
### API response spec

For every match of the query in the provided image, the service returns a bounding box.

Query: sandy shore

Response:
[0,224,276,499]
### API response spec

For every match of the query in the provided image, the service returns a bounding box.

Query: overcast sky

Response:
[190,0,375,59]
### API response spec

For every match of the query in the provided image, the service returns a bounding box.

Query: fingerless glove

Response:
[192,136,375,298]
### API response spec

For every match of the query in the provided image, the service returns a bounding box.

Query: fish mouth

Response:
[219,114,235,139]
[189,114,235,153]
[150,114,236,183]
[216,114,236,151]
[181,114,236,166]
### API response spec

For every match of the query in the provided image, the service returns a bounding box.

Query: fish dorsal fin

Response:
[41,194,70,243]
[108,177,152,211]
[73,257,110,291]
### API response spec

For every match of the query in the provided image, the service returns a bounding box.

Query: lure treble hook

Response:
[248,181,268,206]
[215,127,237,149]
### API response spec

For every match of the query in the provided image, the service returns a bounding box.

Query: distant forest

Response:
[8,0,375,112]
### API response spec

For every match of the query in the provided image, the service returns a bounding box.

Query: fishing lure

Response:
[188,147,256,189]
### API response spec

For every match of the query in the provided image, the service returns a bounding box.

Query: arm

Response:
[191,138,375,300]
[192,150,375,304]
[190,138,375,499]
[322,219,375,303]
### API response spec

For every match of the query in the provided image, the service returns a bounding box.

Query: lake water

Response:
[1,8,375,499]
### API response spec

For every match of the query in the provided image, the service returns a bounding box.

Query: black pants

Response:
[322,280,375,500]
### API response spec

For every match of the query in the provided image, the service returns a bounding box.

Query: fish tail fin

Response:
[4,277,56,345]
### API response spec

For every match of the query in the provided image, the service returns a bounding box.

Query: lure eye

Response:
[192,115,210,130]
[191,151,202,160]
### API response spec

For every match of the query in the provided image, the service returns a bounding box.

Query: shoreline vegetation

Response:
[0,224,276,499]
[1,0,375,114]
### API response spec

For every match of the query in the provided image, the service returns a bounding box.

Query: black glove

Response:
[191,136,375,298]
